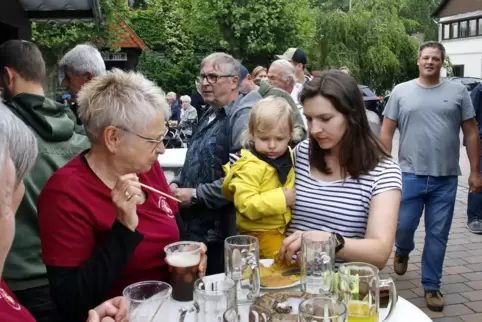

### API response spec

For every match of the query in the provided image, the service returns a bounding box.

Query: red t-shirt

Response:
[38,155,180,298]
[0,279,36,322]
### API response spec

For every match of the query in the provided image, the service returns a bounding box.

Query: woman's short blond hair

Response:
[252,66,267,78]
[77,69,170,143]
[246,96,294,145]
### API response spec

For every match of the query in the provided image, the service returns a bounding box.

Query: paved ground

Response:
[382,132,482,321]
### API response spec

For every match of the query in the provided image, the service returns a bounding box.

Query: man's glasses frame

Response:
[197,73,236,85]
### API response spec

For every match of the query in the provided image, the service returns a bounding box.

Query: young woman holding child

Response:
[222,96,296,258]
[279,70,402,270]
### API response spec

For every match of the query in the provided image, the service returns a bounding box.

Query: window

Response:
[451,22,459,38]
[452,65,465,77]
[442,17,482,40]
[460,21,468,37]
[469,19,477,36]
[443,24,450,40]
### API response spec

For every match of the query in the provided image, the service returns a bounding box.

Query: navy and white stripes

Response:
[288,139,402,245]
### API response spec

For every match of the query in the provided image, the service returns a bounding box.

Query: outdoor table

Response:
[166,273,433,321]
[158,148,188,168]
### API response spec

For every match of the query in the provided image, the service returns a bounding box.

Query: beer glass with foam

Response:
[164,241,202,302]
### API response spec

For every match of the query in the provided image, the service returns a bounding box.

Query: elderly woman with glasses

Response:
[0,104,128,322]
[36,69,207,321]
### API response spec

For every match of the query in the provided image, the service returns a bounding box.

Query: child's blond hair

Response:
[243,96,295,147]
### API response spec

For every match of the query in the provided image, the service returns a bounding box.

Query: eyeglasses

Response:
[117,125,169,152]
[198,73,236,85]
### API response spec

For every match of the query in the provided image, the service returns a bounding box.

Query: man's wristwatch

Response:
[332,232,345,254]
[191,189,198,205]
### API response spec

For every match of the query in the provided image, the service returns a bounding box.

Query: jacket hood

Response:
[254,79,273,97]
[222,149,264,199]
[227,90,262,118]
[7,93,76,142]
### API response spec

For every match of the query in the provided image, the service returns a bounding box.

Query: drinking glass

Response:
[178,275,237,322]
[164,241,202,302]
[300,232,336,295]
[224,235,260,303]
[223,304,271,322]
[299,296,347,322]
[123,281,172,322]
[338,262,397,322]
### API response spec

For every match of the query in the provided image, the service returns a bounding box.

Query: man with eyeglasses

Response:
[0,40,89,322]
[170,53,262,274]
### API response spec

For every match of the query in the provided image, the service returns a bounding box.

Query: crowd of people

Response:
[0,37,480,322]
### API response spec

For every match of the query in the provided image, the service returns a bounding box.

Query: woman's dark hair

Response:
[299,70,389,179]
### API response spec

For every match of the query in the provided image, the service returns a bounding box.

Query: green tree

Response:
[190,0,315,62]
[400,0,440,41]
[137,52,200,95]
[127,0,195,57]
[309,0,419,93]
[31,0,127,96]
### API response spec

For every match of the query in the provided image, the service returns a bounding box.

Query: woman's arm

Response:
[280,161,401,269]
[280,189,400,268]
[39,174,146,321]
[337,189,401,269]
[46,221,143,321]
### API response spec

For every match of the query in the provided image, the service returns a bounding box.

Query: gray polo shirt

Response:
[383,79,475,176]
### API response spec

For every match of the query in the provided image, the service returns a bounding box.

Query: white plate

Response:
[259,259,301,290]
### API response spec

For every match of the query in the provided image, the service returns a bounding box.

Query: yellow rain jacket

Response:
[221,149,295,234]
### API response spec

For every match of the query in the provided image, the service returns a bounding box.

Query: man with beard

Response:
[170,53,262,274]
[0,40,89,322]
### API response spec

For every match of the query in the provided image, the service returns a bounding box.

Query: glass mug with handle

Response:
[178,275,237,322]
[338,262,397,322]
[223,304,271,322]
[123,281,172,322]
[299,296,347,322]
[300,232,336,295]
[224,235,261,303]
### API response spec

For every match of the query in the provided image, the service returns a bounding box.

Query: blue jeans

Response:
[467,150,482,223]
[395,173,458,291]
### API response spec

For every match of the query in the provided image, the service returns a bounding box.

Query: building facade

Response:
[432,0,482,78]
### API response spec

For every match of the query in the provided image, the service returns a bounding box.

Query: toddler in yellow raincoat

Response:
[222,96,296,258]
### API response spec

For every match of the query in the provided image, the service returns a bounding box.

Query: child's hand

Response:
[282,188,296,206]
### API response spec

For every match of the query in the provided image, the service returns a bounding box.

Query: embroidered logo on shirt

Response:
[158,196,174,218]
[0,287,21,311]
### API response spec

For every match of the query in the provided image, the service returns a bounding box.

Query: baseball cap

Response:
[239,65,249,83]
[276,48,307,65]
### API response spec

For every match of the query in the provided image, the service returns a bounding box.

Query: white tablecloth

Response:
[158,148,188,168]
[166,274,432,321]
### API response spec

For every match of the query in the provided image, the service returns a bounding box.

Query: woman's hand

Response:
[111,174,143,231]
[282,188,296,207]
[279,231,332,264]
[198,243,208,277]
[169,183,179,195]
[279,231,303,264]
[86,296,128,322]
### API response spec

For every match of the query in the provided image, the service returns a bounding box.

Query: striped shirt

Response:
[289,140,402,265]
